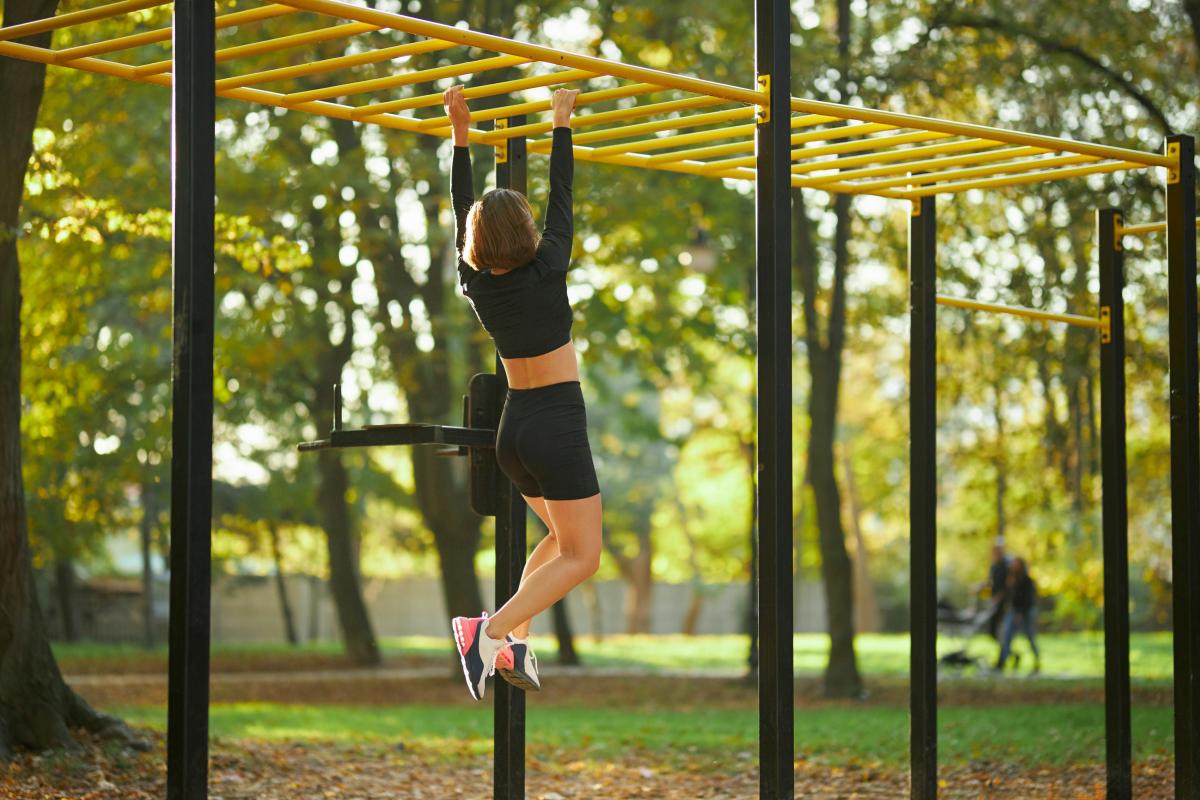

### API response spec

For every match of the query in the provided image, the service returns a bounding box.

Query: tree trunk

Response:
[0,0,137,755]
[551,600,580,665]
[412,446,485,619]
[624,540,653,633]
[840,443,880,634]
[606,541,654,634]
[794,145,862,697]
[744,439,758,675]
[316,446,379,665]
[580,582,603,642]
[268,522,299,646]
[808,373,862,696]
[54,560,80,643]
[140,481,156,648]
[992,381,1008,544]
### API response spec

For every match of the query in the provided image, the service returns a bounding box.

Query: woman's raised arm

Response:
[540,88,580,271]
[444,85,475,259]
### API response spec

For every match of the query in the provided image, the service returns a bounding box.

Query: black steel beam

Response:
[296,423,496,452]
[1098,208,1132,800]
[166,0,216,798]
[1166,133,1200,799]
[754,0,793,795]
[493,115,528,800]
[909,195,938,800]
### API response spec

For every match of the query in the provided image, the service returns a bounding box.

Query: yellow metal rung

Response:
[936,294,1107,332]
[285,53,529,106]
[219,38,457,91]
[473,95,720,141]
[53,4,296,63]
[415,69,603,128]
[0,0,168,42]
[136,21,380,76]
[905,160,1146,197]
[357,72,632,119]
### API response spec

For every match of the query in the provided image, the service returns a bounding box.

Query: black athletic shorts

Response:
[495,380,600,501]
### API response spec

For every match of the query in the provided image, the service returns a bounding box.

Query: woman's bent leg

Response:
[486,493,602,640]
[508,495,561,639]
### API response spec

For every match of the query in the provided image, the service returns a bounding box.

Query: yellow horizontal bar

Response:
[286,53,529,106]
[936,295,1106,331]
[905,160,1145,197]
[569,107,754,146]
[53,4,296,62]
[0,37,135,77]
[1116,218,1200,237]
[800,145,1048,187]
[0,0,167,42]
[788,131,955,171]
[355,69,619,118]
[700,130,955,174]
[788,97,1169,169]
[218,37,456,91]
[413,69,601,127]
[0,38,906,199]
[268,0,766,107]
[135,21,380,76]
[579,122,756,158]
[779,136,996,178]
[474,95,720,142]
[851,152,1095,192]
[643,114,840,165]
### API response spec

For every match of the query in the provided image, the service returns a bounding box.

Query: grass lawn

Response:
[110,701,1173,770]
[55,631,1176,682]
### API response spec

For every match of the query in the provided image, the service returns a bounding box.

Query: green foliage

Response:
[16,0,1198,630]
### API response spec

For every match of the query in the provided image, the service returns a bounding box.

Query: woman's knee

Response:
[564,542,601,578]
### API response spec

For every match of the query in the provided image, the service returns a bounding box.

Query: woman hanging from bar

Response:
[443,84,601,700]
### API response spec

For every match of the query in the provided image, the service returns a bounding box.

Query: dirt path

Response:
[64,667,1172,711]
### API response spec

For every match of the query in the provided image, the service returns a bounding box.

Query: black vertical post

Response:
[1098,208,1131,800]
[493,116,528,800]
[909,195,937,800]
[166,0,215,798]
[1166,133,1200,799]
[754,0,792,795]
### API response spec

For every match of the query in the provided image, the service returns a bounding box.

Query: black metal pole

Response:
[909,195,937,800]
[1098,207,1131,800]
[754,0,792,795]
[166,0,216,798]
[1166,132,1200,799]
[493,116,528,800]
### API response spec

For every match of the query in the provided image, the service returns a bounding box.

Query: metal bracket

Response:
[756,74,770,125]
[1113,212,1123,252]
[1167,141,1180,185]
[1100,306,1112,344]
[495,118,508,164]
[911,197,921,216]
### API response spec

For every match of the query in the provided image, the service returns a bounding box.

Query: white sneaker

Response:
[493,634,541,692]
[450,612,507,700]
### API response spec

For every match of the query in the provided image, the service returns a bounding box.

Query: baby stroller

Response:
[936,596,997,672]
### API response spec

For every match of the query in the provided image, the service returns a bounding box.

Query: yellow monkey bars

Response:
[0,0,1176,199]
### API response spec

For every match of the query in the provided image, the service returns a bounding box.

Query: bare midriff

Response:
[501,340,579,389]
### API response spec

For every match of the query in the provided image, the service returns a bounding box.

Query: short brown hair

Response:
[463,189,540,272]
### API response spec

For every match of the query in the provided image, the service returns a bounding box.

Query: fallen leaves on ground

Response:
[0,730,1174,799]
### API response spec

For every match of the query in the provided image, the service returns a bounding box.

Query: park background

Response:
[1,0,1197,797]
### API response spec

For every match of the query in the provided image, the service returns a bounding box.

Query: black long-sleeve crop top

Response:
[453,127,575,359]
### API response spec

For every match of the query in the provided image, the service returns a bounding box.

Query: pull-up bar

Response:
[1117,217,1200,237]
[935,294,1110,340]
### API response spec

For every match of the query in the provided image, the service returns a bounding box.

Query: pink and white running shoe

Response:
[493,635,541,692]
[451,612,506,701]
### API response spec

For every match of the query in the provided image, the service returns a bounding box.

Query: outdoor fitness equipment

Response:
[1,1,1196,798]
